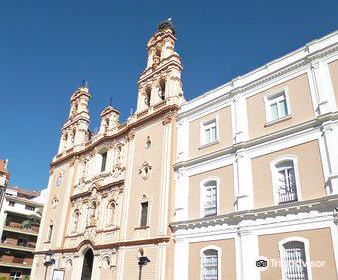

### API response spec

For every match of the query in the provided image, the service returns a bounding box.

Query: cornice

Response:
[175,112,338,170]
[51,104,179,168]
[6,195,44,207]
[34,236,171,255]
[138,55,182,84]
[170,195,338,232]
[70,179,124,201]
[179,40,338,121]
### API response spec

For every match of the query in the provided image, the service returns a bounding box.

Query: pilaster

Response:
[173,239,189,280]
[234,152,254,211]
[237,230,260,280]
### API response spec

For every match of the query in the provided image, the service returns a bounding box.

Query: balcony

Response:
[0,241,36,252]
[4,222,39,236]
[278,183,298,204]
[0,256,33,269]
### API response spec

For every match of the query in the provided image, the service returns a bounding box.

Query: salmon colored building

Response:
[31,20,184,280]
[172,30,338,280]
[31,22,338,280]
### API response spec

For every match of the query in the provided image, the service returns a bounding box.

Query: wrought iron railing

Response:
[278,182,298,204]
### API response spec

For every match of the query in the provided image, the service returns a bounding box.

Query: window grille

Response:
[282,241,309,280]
[202,249,218,280]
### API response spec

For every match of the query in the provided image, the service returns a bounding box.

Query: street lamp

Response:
[44,250,55,280]
[138,256,150,280]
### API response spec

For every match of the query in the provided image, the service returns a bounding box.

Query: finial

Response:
[158,19,175,35]
[130,108,133,116]
[109,97,113,107]
[82,79,88,88]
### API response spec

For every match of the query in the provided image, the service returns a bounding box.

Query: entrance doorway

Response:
[81,249,94,280]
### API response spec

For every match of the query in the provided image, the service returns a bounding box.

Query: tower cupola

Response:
[58,81,91,153]
[136,19,185,112]
[99,105,120,135]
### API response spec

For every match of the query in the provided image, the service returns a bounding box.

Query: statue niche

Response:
[87,201,97,227]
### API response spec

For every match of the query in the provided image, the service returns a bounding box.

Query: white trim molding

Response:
[263,86,292,125]
[199,115,219,147]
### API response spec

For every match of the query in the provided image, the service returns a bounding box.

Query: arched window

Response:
[71,129,76,144]
[279,237,312,280]
[159,79,166,100]
[63,133,68,150]
[155,47,162,59]
[200,246,221,280]
[104,118,109,133]
[271,156,301,205]
[145,87,151,106]
[201,179,219,217]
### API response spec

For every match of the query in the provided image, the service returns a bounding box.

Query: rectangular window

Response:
[140,202,148,227]
[101,152,107,172]
[9,201,15,207]
[47,225,53,242]
[266,91,289,122]
[201,119,217,145]
[25,205,35,211]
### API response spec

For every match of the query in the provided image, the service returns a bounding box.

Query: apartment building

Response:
[172,31,338,280]
[0,186,47,279]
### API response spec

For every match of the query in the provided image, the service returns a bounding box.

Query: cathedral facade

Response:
[31,22,338,280]
[31,21,184,280]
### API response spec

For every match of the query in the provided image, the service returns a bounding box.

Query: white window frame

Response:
[200,245,222,280]
[270,156,302,206]
[200,116,219,147]
[278,237,313,280]
[200,177,220,218]
[264,87,292,124]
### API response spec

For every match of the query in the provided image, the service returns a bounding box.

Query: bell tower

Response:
[136,19,185,112]
[58,81,91,153]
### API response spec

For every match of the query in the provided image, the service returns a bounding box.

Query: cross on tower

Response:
[109,97,113,107]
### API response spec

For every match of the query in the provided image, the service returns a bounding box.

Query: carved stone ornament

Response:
[112,165,125,178]
[51,195,59,209]
[162,116,173,125]
[145,136,152,149]
[138,161,152,180]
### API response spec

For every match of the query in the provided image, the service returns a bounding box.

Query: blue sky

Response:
[0,0,337,191]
